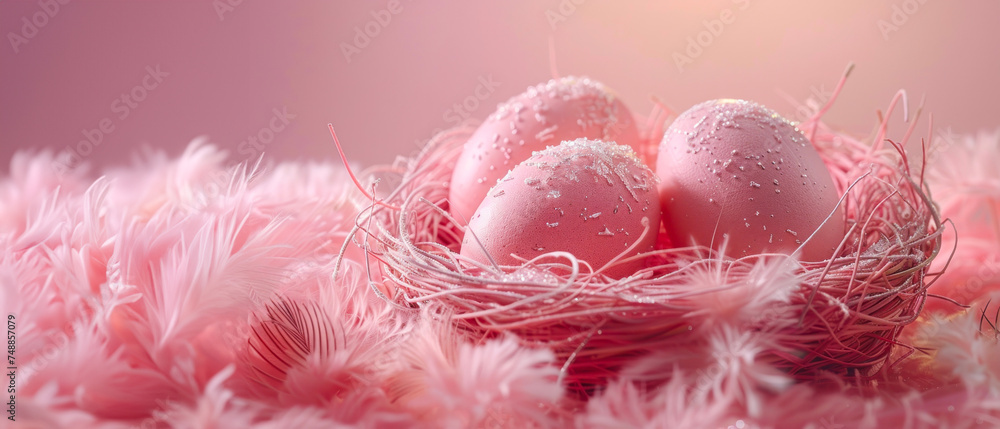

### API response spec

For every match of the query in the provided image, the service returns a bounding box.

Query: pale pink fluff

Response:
[614,325,791,423]
[580,373,732,428]
[0,149,90,236]
[680,254,802,330]
[386,319,565,428]
[901,296,1000,423]
[16,320,173,422]
[923,128,1000,312]
[2,141,379,426]
[3,135,1000,427]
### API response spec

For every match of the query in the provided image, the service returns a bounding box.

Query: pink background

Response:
[2,1,998,174]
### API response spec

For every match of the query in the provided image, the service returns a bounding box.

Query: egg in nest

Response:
[460,138,659,278]
[449,76,641,224]
[656,99,845,261]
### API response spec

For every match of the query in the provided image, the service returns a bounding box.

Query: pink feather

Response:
[2,131,999,427]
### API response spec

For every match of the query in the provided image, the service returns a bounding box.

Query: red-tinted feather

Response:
[246,298,342,392]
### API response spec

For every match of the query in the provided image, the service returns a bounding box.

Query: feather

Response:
[924,128,1000,309]
[682,254,803,329]
[245,297,344,395]
[387,319,564,428]
[19,319,175,420]
[4,134,998,427]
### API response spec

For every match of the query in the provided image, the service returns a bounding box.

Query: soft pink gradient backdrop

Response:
[2,1,998,174]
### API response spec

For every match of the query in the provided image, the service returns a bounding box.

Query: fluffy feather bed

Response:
[3,116,1000,426]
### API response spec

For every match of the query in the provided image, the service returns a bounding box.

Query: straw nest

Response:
[348,89,943,395]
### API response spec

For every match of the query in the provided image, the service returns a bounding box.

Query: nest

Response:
[351,87,944,395]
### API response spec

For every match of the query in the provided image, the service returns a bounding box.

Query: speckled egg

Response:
[449,76,641,224]
[460,138,659,278]
[657,99,845,261]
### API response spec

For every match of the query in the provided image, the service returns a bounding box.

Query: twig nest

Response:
[362,95,942,394]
